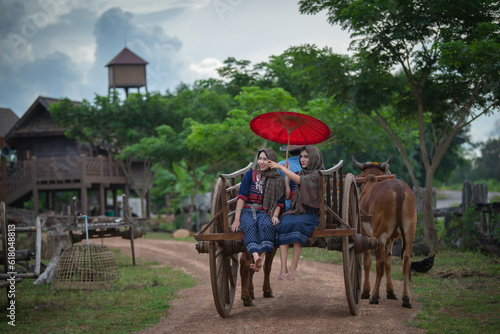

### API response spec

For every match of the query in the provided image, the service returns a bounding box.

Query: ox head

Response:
[352,155,392,177]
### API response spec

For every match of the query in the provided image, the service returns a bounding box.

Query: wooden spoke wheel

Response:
[341,173,362,315]
[209,177,239,318]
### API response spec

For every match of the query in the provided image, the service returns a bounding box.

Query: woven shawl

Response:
[258,148,285,216]
[284,145,324,215]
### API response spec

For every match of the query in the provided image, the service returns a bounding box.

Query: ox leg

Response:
[262,248,277,298]
[402,236,414,308]
[361,250,371,299]
[248,265,256,300]
[369,246,385,305]
[240,252,255,306]
[385,251,398,300]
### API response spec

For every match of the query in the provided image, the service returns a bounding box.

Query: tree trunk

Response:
[422,180,439,254]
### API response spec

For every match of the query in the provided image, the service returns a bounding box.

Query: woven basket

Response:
[52,244,119,290]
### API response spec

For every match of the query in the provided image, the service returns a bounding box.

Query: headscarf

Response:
[258,148,285,216]
[284,145,324,215]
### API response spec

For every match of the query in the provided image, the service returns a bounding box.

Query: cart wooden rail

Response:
[195,160,389,317]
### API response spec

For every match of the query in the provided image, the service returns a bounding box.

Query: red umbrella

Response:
[250,111,331,161]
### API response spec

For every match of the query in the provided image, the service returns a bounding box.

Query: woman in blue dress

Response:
[269,145,324,280]
[230,148,285,271]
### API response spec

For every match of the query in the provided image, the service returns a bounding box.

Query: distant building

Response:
[106,47,148,97]
[3,96,128,216]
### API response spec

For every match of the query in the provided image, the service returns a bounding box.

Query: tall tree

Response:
[474,138,500,180]
[299,0,500,253]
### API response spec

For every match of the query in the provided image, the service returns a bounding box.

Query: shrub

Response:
[446,204,500,255]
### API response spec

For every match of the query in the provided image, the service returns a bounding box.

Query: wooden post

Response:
[146,190,151,219]
[45,191,50,211]
[32,156,39,215]
[52,191,57,212]
[99,184,105,216]
[318,173,325,230]
[129,224,136,266]
[113,189,118,217]
[80,154,88,214]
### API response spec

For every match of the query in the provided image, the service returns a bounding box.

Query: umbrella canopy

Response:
[250,111,331,160]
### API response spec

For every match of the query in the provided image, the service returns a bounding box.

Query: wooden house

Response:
[3,96,131,216]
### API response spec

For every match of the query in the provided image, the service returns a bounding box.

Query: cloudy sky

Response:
[1,0,498,143]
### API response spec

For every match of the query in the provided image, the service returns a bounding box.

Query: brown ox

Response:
[239,249,277,306]
[353,155,417,308]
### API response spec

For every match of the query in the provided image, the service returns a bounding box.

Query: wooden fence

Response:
[433,181,499,237]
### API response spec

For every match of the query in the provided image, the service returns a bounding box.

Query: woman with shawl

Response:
[230,148,285,272]
[269,145,324,280]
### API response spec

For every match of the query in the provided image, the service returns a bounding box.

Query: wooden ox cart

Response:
[195,160,393,317]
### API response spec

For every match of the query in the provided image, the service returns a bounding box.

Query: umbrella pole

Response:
[285,132,291,164]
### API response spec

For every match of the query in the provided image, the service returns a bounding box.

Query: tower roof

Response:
[106,47,148,67]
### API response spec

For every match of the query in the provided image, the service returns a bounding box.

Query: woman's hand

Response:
[271,215,280,226]
[231,218,240,232]
[268,160,283,170]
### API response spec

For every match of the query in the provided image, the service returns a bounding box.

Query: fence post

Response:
[80,154,88,214]
[462,181,489,233]
[32,156,39,215]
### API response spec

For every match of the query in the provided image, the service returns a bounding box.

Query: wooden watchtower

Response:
[106,47,148,97]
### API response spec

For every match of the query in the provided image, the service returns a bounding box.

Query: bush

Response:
[445,204,500,255]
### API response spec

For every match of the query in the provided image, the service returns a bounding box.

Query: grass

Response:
[409,250,500,333]
[300,247,500,333]
[0,248,196,333]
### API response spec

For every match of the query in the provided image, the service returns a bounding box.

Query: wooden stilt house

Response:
[3,96,130,216]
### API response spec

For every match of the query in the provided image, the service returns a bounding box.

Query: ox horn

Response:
[352,156,365,171]
[379,155,392,171]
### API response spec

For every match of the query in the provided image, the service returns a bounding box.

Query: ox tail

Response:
[395,182,406,261]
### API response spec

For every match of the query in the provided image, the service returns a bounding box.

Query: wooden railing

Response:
[5,155,126,204]
[6,163,32,203]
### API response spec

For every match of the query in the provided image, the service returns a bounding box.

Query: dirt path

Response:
[96,238,425,334]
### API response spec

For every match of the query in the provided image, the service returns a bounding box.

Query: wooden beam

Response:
[32,157,39,215]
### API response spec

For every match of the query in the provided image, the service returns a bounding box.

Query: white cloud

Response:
[189,57,223,79]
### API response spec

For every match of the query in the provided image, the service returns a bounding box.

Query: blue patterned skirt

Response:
[239,208,275,254]
[276,212,319,247]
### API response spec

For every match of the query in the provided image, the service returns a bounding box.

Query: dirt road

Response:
[97,238,424,334]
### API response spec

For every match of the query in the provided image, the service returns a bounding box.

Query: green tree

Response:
[120,86,234,227]
[186,87,301,165]
[299,0,500,253]
[474,138,500,180]
[49,92,173,216]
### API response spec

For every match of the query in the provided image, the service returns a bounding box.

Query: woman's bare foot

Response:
[286,267,297,280]
[278,269,287,280]
[250,257,263,272]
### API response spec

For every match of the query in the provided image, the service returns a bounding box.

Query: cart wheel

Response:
[209,177,238,318]
[341,173,362,315]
